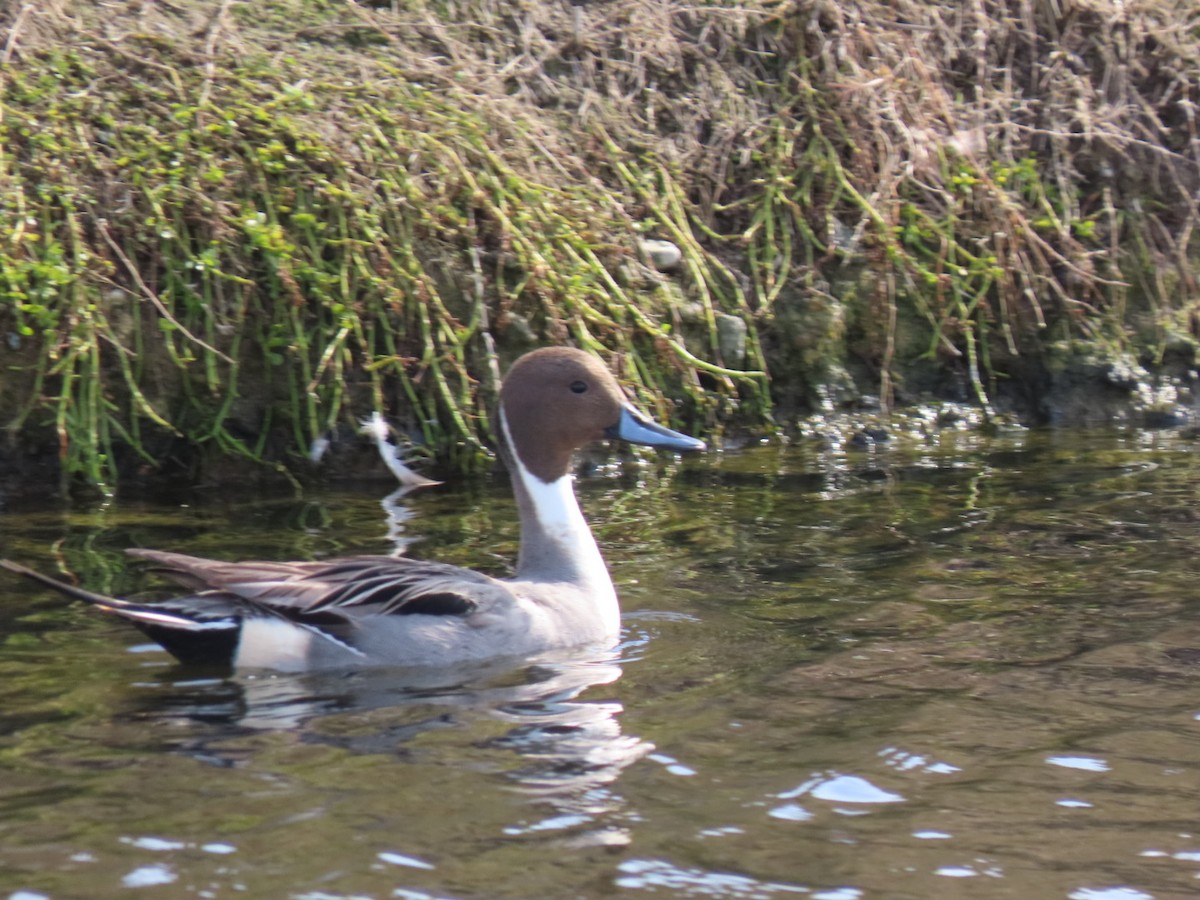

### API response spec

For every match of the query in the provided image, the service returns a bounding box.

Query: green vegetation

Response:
[1,1,1197,491]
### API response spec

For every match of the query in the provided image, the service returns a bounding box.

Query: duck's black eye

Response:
[570,380,588,394]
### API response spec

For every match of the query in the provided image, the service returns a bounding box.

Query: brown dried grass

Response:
[3,0,1199,484]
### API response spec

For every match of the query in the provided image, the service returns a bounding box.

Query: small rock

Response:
[1103,359,1146,390]
[639,239,682,272]
[848,430,873,449]
[715,313,748,367]
[848,425,890,448]
[862,425,890,442]
[501,311,537,345]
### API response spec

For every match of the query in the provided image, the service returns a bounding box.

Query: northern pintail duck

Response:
[2,347,704,671]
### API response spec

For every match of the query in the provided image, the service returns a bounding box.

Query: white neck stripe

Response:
[499,408,617,605]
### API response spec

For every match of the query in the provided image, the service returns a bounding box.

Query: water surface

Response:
[2,430,1200,899]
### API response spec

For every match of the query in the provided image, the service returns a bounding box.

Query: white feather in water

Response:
[360,412,441,489]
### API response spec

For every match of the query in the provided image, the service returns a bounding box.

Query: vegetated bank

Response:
[1,0,1197,495]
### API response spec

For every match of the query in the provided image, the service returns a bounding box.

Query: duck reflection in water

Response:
[131,641,651,842]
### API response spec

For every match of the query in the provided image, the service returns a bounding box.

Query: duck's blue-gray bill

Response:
[606,406,706,452]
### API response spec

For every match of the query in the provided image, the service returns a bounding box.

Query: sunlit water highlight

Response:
[2,430,1200,898]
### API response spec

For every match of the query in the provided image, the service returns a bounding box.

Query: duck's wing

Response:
[3,552,511,668]
[126,549,497,619]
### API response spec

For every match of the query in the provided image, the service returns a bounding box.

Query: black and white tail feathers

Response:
[0,559,241,667]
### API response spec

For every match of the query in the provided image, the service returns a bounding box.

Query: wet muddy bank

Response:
[5,336,1200,503]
